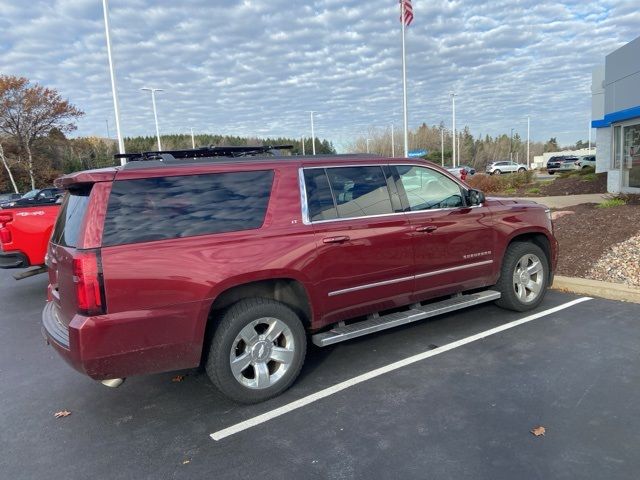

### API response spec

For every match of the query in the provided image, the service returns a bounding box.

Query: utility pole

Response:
[391,124,395,157]
[526,115,530,168]
[190,127,195,149]
[307,111,316,155]
[102,0,125,161]
[450,93,457,168]
[141,87,164,150]
[440,126,444,166]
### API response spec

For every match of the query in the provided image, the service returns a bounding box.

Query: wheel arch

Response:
[503,230,553,281]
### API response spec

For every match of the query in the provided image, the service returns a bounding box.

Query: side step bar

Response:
[311,290,501,347]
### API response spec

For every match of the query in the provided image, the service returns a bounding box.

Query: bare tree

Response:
[0,75,83,189]
[0,141,19,193]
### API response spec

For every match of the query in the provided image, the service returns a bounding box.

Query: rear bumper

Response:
[41,301,203,380]
[0,250,29,269]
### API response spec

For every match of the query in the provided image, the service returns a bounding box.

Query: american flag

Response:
[400,0,413,26]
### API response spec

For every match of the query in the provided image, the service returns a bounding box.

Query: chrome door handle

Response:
[322,235,350,244]
[415,225,437,233]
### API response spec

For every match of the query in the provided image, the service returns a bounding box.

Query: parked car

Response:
[43,148,557,404]
[0,187,64,208]
[447,165,476,180]
[0,203,61,270]
[574,155,596,170]
[546,156,579,174]
[0,192,22,203]
[485,161,528,175]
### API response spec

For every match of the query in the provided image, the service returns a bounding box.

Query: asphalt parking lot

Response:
[2,269,640,480]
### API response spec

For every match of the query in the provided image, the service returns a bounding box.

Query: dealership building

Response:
[591,35,640,193]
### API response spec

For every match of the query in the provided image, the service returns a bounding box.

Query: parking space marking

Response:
[210,297,592,441]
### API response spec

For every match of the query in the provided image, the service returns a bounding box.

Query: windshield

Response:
[21,189,39,199]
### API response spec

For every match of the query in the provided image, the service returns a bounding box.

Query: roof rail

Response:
[115,145,294,162]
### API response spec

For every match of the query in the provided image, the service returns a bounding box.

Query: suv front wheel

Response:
[495,242,548,311]
[206,298,307,404]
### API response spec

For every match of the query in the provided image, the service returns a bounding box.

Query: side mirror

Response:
[468,189,485,206]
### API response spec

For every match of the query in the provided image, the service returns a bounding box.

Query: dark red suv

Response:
[43,148,557,403]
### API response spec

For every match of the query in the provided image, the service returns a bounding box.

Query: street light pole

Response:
[510,128,514,161]
[526,115,530,168]
[366,138,371,154]
[190,127,195,149]
[141,87,163,150]
[391,124,395,157]
[301,137,305,155]
[440,126,444,166]
[450,93,456,168]
[102,0,125,161]
[306,111,316,155]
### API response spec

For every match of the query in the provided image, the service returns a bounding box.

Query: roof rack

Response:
[115,145,294,162]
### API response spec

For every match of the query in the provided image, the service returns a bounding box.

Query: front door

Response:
[302,165,414,326]
[391,165,496,301]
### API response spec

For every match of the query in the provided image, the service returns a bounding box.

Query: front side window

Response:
[325,166,393,218]
[102,170,273,246]
[395,165,464,211]
[303,169,338,221]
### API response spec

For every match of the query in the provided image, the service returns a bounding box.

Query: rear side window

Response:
[303,170,338,221]
[102,170,273,246]
[51,188,92,247]
[326,166,393,218]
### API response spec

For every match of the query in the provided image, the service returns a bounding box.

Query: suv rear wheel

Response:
[206,298,306,404]
[495,242,548,311]
[493,169,502,175]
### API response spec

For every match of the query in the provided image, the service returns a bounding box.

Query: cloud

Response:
[0,0,637,149]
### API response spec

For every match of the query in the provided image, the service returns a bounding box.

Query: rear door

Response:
[391,165,495,300]
[302,165,414,324]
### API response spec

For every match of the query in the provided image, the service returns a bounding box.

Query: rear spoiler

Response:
[54,168,118,189]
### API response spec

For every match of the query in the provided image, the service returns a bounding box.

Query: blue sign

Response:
[408,149,427,157]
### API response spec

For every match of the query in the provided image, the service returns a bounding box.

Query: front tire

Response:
[495,242,548,312]
[206,298,307,404]
[493,169,502,175]
[518,167,526,173]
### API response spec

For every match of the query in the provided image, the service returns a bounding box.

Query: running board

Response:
[311,290,501,347]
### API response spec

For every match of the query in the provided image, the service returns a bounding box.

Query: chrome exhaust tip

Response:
[101,378,125,388]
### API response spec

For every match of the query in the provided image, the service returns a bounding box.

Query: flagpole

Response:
[401,1,409,158]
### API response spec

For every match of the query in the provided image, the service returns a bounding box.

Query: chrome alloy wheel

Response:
[229,317,295,390]
[512,253,544,303]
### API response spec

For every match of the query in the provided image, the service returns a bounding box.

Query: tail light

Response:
[72,249,106,316]
[0,212,12,243]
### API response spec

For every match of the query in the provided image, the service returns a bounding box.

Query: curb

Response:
[552,275,640,304]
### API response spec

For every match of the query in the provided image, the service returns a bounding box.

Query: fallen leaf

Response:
[182,459,190,465]
[54,410,71,418]
[172,375,185,382]
[531,426,546,436]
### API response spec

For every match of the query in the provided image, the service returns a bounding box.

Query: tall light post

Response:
[301,137,306,155]
[190,127,195,149]
[588,119,592,152]
[510,127,514,161]
[391,124,395,157]
[102,0,125,161]
[526,115,530,168]
[450,92,457,168]
[440,126,444,166]
[366,138,371,154]
[141,87,164,150]
[307,111,317,155]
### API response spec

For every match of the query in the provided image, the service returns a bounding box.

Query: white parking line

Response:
[210,297,592,441]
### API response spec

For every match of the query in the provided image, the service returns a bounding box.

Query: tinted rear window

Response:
[51,188,92,248]
[102,170,273,246]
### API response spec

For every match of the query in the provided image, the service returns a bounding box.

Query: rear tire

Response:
[495,242,548,312]
[518,167,526,173]
[493,169,502,175]
[205,298,307,404]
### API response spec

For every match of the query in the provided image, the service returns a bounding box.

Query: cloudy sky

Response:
[0,0,638,150]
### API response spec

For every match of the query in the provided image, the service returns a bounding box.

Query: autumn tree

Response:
[0,75,84,189]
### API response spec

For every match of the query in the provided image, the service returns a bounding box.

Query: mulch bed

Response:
[553,203,640,278]
[514,172,608,196]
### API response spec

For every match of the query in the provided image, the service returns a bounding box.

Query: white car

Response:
[485,161,528,175]
[574,155,596,170]
[446,165,476,179]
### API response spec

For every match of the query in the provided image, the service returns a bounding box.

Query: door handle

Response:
[415,225,438,233]
[322,235,350,244]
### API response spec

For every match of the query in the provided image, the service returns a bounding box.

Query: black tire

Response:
[494,242,548,312]
[493,169,501,175]
[518,167,526,173]
[205,298,307,404]
[548,171,555,175]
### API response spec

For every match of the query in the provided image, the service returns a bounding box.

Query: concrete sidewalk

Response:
[515,193,607,209]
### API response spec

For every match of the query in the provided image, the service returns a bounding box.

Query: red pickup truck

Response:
[0,205,60,273]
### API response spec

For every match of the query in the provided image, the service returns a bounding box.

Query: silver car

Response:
[485,161,528,175]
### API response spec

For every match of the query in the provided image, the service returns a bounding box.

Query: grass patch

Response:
[597,198,626,208]
[581,173,597,181]
[526,187,541,194]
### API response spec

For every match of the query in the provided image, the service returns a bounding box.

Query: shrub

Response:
[467,171,534,194]
[597,198,626,208]
[526,187,541,194]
